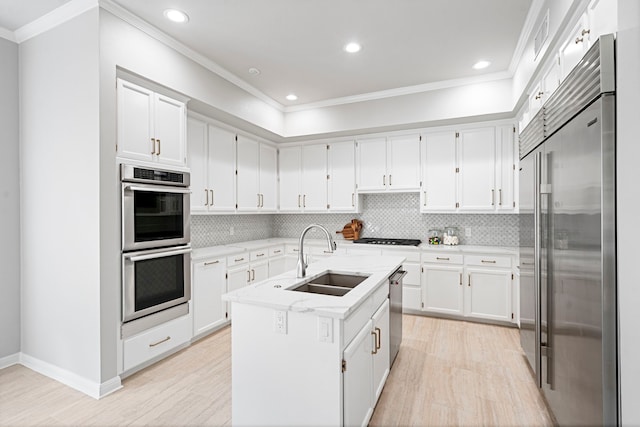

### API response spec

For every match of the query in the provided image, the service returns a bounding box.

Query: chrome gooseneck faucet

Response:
[296,224,336,278]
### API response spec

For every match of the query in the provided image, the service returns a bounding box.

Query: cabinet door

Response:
[268,257,287,277]
[236,136,260,211]
[208,125,236,211]
[343,320,374,427]
[154,93,186,166]
[302,145,328,211]
[328,141,357,211]
[458,128,496,211]
[422,131,457,211]
[559,14,591,81]
[372,299,390,404]
[542,57,561,101]
[529,82,544,119]
[278,147,301,211]
[192,258,227,336]
[117,79,154,162]
[422,265,464,315]
[387,134,421,190]
[496,125,516,212]
[587,0,617,42]
[465,268,511,322]
[187,117,209,212]
[226,265,249,320]
[259,144,278,211]
[251,261,269,283]
[357,138,387,191]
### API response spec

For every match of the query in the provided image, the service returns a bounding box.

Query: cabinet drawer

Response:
[423,253,463,264]
[270,245,285,257]
[250,248,269,261]
[123,314,191,372]
[227,253,249,267]
[381,249,420,263]
[285,245,300,256]
[465,254,512,268]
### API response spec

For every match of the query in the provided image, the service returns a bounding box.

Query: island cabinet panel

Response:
[371,299,390,404]
[231,304,342,427]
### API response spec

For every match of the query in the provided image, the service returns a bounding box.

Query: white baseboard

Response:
[19,353,122,399]
[0,353,20,369]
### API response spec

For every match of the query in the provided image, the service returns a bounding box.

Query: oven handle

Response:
[125,247,192,262]
[124,185,191,194]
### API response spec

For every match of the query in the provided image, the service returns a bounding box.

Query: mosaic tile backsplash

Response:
[192,193,519,248]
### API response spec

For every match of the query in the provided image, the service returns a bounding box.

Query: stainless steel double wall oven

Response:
[121,164,191,324]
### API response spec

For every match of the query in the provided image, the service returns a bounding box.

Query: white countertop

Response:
[221,254,404,319]
[192,238,517,261]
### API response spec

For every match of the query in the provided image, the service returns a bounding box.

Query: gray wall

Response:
[0,38,20,360]
[192,193,519,248]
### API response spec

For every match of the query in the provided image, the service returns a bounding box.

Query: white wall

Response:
[284,79,514,139]
[616,1,640,424]
[19,8,103,387]
[0,38,20,361]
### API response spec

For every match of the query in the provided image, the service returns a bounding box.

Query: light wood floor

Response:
[0,315,553,426]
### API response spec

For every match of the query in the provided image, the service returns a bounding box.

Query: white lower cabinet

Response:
[192,257,227,337]
[343,298,390,427]
[226,255,268,320]
[122,314,191,372]
[421,252,514,323]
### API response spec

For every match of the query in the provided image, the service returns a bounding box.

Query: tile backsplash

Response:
[191,193,518,248]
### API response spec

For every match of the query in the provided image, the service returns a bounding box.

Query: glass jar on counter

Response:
[443,226,459,245]
[427,229,442,245]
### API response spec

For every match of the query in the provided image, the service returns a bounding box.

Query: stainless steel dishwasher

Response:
[388,267,406,366]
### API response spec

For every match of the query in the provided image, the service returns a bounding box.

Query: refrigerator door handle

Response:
[533,151,542,389]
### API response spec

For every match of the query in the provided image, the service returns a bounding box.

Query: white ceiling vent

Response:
[534,10,549,59]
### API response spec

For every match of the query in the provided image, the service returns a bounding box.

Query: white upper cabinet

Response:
[279,144,328,212]
[117,79,186,167]
[187,117,236,213]
[328,141,358,212]
[357,137,387,191]
[559,13,591,81]
[421,131,457,211]
[357,134,421,192]
[237,136,277,212]
[458,127,496,211]
[421,124,515,213]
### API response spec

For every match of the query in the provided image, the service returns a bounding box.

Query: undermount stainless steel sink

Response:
[290,272,370,296]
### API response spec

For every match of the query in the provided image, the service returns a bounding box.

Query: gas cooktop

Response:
[352,238,422,246]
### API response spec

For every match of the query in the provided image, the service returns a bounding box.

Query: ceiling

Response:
[1,0,533,109]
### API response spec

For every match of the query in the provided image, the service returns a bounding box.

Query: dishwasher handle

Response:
[389,269,407,285]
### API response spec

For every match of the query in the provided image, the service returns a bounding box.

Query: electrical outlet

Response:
[318,317,333,343]
[274,310,287,334]
[229,226,234,235]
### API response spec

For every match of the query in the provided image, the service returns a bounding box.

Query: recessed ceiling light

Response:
[164,9,189,23]
[344,42,362,53]
[473,60,491,70]
[286,94,298,101]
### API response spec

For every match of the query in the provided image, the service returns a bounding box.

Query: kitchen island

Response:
[222,254,405,427]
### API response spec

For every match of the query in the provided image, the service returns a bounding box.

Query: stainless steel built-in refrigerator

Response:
[519,34,617,426]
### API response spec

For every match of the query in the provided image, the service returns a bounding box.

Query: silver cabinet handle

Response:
[205,189,209,206]
[468,274,471,287]
[210,189,214,206]
[352,193,355,207]
[459,273,462,286]
[491,189,495,206]
[251,269,255,281]
[256,253,265,257]
[257,194,261,208]
[156,139,161,155]
[499,189,502,206]
[423,191,427,206]
[298,194,301,208]
[481,260,497,264]
[389,175,392,186]
[375,327,381,350]
[273,249,281,254]
[126,246,191,262]
[149,336,170,347]
[383,175,386,186]
[246,270,251,283]
[234,257,245,262]
[436,257,450,261]
[303,194,306,208]
[204,260,220,266]
[260,194,264,208]
[151,138,157,155]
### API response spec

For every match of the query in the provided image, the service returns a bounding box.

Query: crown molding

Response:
[14,0,98,43]
[508,0,546,75]
[0,26,15,42]
[99,0,285,112]
[284,71,512,113]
